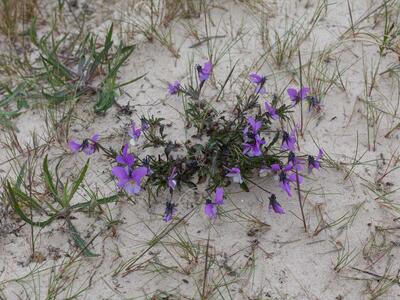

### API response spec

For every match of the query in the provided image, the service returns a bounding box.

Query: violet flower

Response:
[163,201,176,222]
[197,61,212,82]
[243,116,265,157]
[112,166,148,195]
[247,116,262,134]
[243,134,265,157]
[204,199,217,219]
[269,194,285,214]
[168,80,180,95]
[307,95,323,112]
[281,129,296,152]
[288,87,310,104]
[140,118,150,131]
[287,151,303,171]
[307,149,323,174]
[249,73,266,95]
[128,122,141,146]
[226,167,243,184]
[214,187,224,205]
[68,134,99,155]
[167,167,177,190]
[264,101,278,120]
[270,163,302,197]
[116,144,135,167]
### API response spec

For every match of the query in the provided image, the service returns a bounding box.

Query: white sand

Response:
[1,0,400,299]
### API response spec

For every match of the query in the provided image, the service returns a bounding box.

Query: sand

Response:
[1,0,400,299]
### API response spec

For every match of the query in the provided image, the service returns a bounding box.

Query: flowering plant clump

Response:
[68,62,323,224]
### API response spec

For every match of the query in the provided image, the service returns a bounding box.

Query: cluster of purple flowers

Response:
[111,144,148,195]
[145,67,324,219]
[243,116,265,157]
[268,148,323,210]
[67,63,325,224]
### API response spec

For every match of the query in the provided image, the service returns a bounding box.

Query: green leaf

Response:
[116,73,146,89]
[69,194,119,211]
[94,79,116,113]
[66,159,89,206]
[67,220,99,257]
[16,161,27,188]
[240,181,250,192]
[7,183,56,227]
[266,132,280,151]
[17,99,29,110]
[43,156,62,205]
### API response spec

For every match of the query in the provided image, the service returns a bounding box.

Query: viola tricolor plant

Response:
[68,60,323,225]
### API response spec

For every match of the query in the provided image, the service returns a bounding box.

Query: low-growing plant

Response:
[0,22,144,120]
[0,0,37,41]
[6,156,119,257]
[0,83,29,129]
[65,60,324,231]
[27,22,143,113]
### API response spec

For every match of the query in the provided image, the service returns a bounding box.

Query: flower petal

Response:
[249,73,262,83]
[300,87,310,99]
[68,140,81,152]
[270,164,281,172]
[214,187,224,205]
[287,88,298,101]
[131,166,148,183]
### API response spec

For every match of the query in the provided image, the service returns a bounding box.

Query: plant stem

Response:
[246,177,272,195]
[295,169,307,232]
[202,231,210,300]
[298,50,304,137]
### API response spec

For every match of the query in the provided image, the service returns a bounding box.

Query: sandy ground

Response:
[1,0,400,299]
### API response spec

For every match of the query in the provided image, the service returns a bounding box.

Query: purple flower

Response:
[308,149,323,174]
[288,87,310,104]
[243,116,265,156]
[197,61,212,82]
[264,101,278,120]
[269,194,285,214]
[140,118,150,131]
[168,80,180,95]
[270,163,302,197]
[116,144,135,167]
[68,140,82,153]
[287,151,304,171]
[214,187,224,205]
[249,73,266,95]
[307,96,323,112]
[141,156,153,176]
[128,122,141,146]
[226,167,243,184]
[163,202,176,222]
[247,116,262,134]
[281,129,296,152]
[204,199,217,218]
[167,167,177,190]
[243,134,265,157]
[68,134,99,155]
[112,166,148,195]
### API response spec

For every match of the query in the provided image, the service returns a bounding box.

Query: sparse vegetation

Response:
[1,0,400,299]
